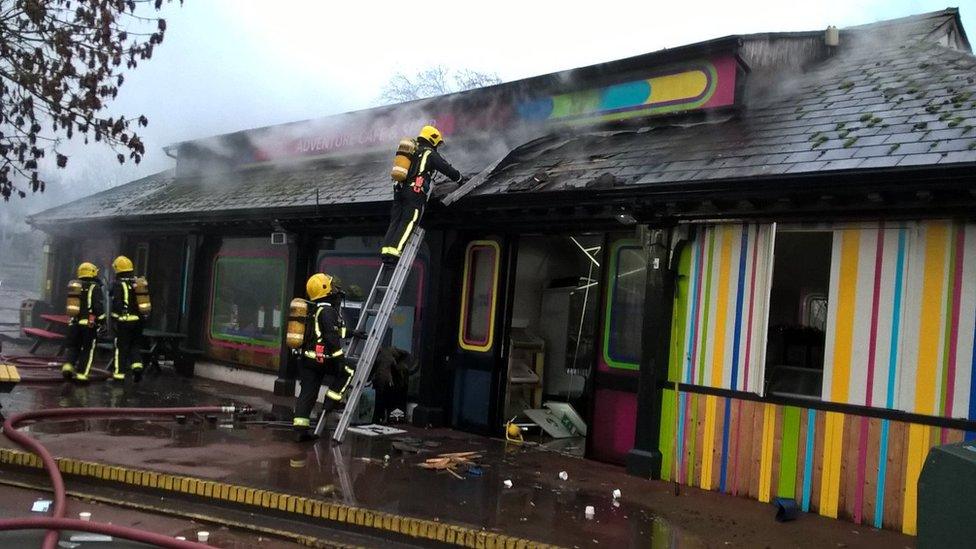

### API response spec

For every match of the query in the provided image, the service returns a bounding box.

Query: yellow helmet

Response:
[112,255,134,274]
[77,262,98,279]
[306,273,335,301]
[418,125,443,147]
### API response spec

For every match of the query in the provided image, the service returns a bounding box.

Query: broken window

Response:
[459,241,500,352]
[764,231,832,399]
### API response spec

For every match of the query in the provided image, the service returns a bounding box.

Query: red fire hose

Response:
[3,405,242,549]
[0,518,207,548]
[1,354,112,382]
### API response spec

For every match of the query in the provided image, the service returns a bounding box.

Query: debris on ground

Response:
[392,440,427,453]
[559,471,569,480]
[419,451,484,479]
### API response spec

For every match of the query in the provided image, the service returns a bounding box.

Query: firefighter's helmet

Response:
[112,255,134,274]
[306,273,336,301]
[77,262,98,279]
[418,125,443,147]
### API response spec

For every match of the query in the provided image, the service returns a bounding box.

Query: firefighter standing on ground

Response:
[380,125,465,263]
[292,273,351,441]
[62,262,105,382]
[109,255,145,381]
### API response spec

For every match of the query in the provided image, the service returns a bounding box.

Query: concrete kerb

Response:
[0,447,560,549]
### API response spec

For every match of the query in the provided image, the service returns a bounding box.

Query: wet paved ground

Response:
[0,482,300,548]
[0,350,915,548]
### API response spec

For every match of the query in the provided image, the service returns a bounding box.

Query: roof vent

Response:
[825,25,840,47]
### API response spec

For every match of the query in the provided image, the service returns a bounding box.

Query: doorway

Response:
[505,234,604,456]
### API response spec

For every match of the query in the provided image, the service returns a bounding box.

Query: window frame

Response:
[457,240,501,352]
[207,254,287,352]
[601,239,646,371]
[763,228,832,400]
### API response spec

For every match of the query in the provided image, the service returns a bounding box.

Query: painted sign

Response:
[197,54,739,165]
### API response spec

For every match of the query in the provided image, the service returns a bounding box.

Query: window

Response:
[764,232,832,399]
[602,240,646,370]
[317,250,426,353]
[458,241,500,352]
[209,256,286,349]
[134,243,149,277]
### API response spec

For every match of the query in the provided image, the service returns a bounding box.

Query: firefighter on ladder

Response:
[109,256,144,382]
[62,262,105,382]
[293,273,352,442]
[380,125,465,264]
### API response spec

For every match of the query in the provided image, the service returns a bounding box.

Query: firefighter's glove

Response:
[351,330,368,340]
[315,344,325,364]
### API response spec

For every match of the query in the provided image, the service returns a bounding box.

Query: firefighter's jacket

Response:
[406,140,462,197]
[110,276,141,323]
[302,298,346,363]
[72,278,105,327]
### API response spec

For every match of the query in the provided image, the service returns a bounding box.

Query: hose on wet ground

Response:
[2,405,245,549]
[0,518,207,548]
[1,354,112,382]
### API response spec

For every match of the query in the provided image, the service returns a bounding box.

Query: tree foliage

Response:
[0,0,180,201]
[380,65,502,104]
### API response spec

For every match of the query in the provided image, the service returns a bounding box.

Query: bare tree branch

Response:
[379,65,502,105]
[0,0,182,200]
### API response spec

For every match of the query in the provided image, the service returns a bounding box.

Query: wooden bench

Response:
[23,327,66,354]
[0,363,21,421]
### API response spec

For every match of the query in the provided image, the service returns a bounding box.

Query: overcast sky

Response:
[21,0,976,208]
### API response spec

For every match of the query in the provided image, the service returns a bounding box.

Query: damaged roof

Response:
[469,9,976,197]
[31,169,175,225]
[29,9,976,228]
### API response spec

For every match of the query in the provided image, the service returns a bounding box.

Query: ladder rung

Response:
[365,307,379,315]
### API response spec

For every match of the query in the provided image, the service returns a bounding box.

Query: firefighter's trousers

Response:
[113,320,143,377]
[380,184,426,258]
[65,323,98,379]
[293,356,353,426]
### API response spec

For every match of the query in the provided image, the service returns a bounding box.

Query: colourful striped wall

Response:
[658,393,966,533]
[822,222,976,417]
[677,224,775,393]
[662,220,976,536]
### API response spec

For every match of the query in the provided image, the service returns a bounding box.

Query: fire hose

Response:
[2,405,246,548]
[1,354,111,382]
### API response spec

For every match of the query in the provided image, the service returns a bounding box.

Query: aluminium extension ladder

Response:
[315,227,426,442]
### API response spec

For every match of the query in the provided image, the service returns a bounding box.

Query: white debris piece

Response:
[585,505,595,519]
[558,471,569,480]
[503,479,513,488]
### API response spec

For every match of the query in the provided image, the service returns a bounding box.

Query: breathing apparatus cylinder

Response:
[286,298,309,349]
[390,138,416,182]
[133,277,152,316]
[66,280,83,317]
